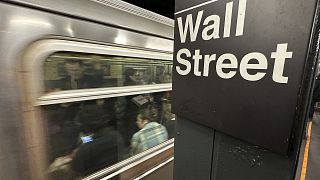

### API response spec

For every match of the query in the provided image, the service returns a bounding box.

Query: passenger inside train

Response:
[43,51,175,179]
[131,108,168,155]
[46,59,104,91]
[71,100,125,175]
[44,52,172,92]
[46,94,174,179]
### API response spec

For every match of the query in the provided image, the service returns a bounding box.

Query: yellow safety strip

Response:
[300,121,313,180]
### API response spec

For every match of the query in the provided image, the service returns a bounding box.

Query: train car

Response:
[0,0,174,179]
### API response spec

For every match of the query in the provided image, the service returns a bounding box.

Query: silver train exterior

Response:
[0,0,174,179]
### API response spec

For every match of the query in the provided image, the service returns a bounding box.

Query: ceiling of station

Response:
[123,0,174,19]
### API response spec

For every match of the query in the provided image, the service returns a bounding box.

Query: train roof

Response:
[7,0,174,39]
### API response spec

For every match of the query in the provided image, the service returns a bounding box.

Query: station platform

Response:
[301,112,320,180]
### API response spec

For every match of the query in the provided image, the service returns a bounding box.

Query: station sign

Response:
[173,0,317,154]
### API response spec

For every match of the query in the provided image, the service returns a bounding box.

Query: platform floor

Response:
[306,112,320,180]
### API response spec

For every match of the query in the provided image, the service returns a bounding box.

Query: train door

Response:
[20,39,175,179]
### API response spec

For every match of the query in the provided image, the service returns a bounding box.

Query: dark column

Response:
[174,117,214,180]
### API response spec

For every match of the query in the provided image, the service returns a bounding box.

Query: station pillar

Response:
[172,0,320,179]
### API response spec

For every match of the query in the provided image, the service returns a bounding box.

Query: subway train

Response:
[0,0,174,179]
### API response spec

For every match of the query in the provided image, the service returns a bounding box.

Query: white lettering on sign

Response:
[202,15,220,40]
[177,11,203,43]
[223,1,233,38]
[216,53,238,79]
[177,0,247,43]
[240,52,267,81]
[175,0,293,84]
[176,48,192,75]
[236,0,247,36]
[176,44,293,83]
[271,44,293,83]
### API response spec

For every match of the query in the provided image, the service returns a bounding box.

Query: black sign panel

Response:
[173,0,317,154]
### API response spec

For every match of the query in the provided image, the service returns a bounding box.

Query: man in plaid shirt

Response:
[131,109,168,155]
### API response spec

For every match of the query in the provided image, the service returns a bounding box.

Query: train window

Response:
[43,52,173,92]
[44,91,175,179]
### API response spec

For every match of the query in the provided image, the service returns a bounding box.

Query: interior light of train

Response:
[115,35,127,44]
[51,55,92,60]
[10,17,52,28]
[66,27,74,36]
[175,0,292,84]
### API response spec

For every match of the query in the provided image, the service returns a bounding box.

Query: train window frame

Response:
[37,85,172,105]
[22,39,172,104]
[84,139,174,180]
[20,39,174,179]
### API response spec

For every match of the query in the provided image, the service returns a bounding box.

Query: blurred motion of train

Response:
[0,0,174,179]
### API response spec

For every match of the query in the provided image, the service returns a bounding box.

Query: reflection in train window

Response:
[44,91,175,179]
[43,52,173,92]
